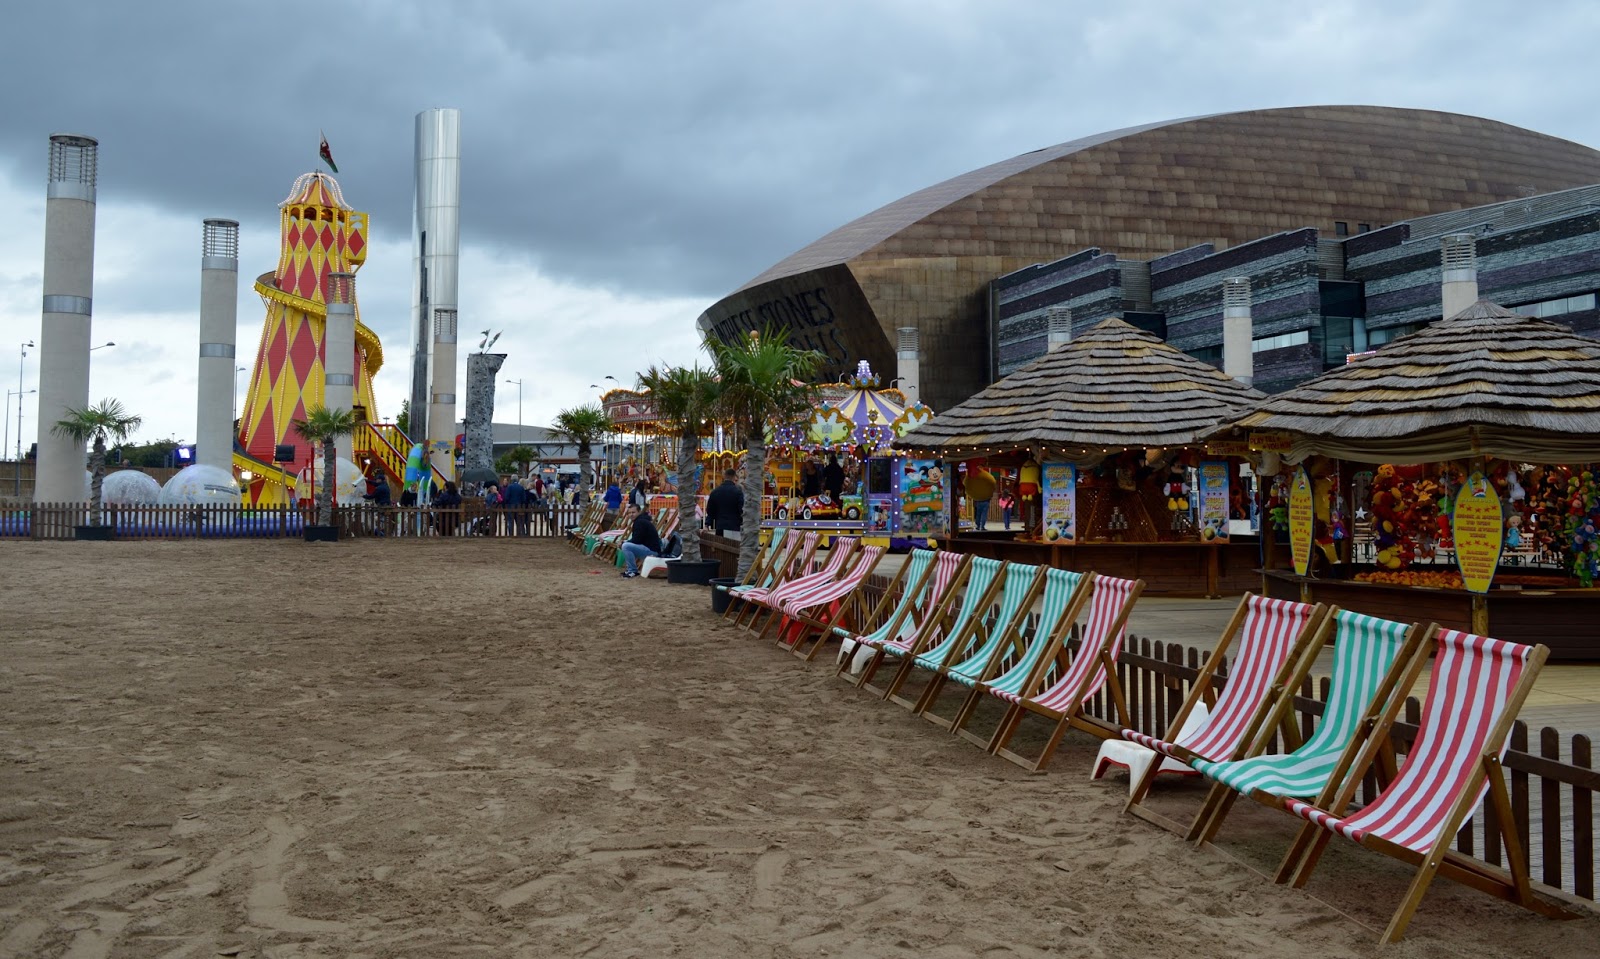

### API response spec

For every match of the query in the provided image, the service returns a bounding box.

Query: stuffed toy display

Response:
[1163,463,1190,512]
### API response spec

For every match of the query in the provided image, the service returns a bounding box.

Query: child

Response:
[998,484,1016,530]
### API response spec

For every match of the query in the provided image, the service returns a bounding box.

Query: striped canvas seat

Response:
[733,531,820,599]
[987,574,1144,771]
[1272,629,1561,943]
[770,546,885,654]
[1192,610,1415,799]
[720,528,791,593]
[833,549,937,646]
[746,537,857,610]
[881,557,1008,706]
[936,564,1043,685]
[855,551,964,652]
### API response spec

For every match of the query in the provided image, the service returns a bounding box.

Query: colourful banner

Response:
[1041,463,1076,543]
[899,459,946,537]
[1289,467,1313,576]
[1197,461,1230,543]
[1453,471,1504,594]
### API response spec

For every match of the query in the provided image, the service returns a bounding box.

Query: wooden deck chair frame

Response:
[830,549,943,678]
[729,531,825,630]
[880,558,1011,709]
[1274,634,1572,942]
[911,564,1046,719]
[565,501,605,545]
[1188,618,1434,847]
[850,553,975,696]
[593,505,646,560]
[1120,596,1331,835]
[988,576,1147,772]
[947,569,1096,748]
[748,537,862,638]
[717,528,790,602]
[770,545,886,656]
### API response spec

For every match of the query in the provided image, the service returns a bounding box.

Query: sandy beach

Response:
[0,539,1593,958]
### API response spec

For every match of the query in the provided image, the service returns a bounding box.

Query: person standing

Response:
[965,462,996,531]
[503,476,529,535]
[434,480,462,536]
[822,454,845,505]
[998,482,1015,531]
[630,477,650,512]
[800,460,822,498]
[620,508,663,578]
[603,478,623,519]
[705,469,744,536]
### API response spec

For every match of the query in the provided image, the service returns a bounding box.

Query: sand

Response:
[0,539,1593,958]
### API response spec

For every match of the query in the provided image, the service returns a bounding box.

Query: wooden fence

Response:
[3,502,589,541]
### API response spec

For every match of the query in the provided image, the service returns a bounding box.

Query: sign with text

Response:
[1249,431,1295,453]
[899,459,947,537]
[1289,467,1314,576]
[1204,441,1252,457]
[1453,472,1504,594]
[1197,461,1230,543]
[1041,463,1076,543]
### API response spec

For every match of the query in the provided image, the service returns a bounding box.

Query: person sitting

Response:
[705,468,744,536]
[620,509,663,579]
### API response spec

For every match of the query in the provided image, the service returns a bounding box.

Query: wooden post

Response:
[1206,546,1220,598]
[1471,593,1489,636]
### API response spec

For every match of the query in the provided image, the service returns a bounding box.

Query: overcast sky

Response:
[4,0,1600,452]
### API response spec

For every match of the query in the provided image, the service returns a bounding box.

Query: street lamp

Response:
[14,340,33,492]
[89,341,114,351]
[234,365,248,422]
[505,378,523,443]
[6,387,37,468]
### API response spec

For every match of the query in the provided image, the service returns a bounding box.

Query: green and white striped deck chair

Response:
[912,562,1045,719]
[833,548,938,675]
[845,550,969,693]
[881,556,1008,708]
[949,568,1093,749]
[1187,610,1432,847]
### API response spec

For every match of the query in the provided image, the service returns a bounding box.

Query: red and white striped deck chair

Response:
[1120,594,1330,834]
[740,537,860,633]
[987,574,1145,772]
[845,551,969,694]
[729,531,822,626]
[770,544,886,655]
[719,529,802,620]
[1270,629,1569,943]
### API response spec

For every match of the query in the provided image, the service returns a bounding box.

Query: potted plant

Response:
[706,326,823,580]
[51,398,142,540]
[637,362,723,584]
[291,405,359,542]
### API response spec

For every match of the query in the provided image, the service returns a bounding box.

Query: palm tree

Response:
[552,404,614,502]
[51,398,143,524]
[706,327,824,577]
[636,363,721,562]
[506,444,537,477]
[291,405,360,526]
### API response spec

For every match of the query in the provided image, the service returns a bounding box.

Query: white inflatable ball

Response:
[159,464,242,506]
[100,469,162,505]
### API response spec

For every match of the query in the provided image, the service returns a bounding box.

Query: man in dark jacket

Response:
[705,469,744,536]
[620,510,663,578]
[503,476,529,535]
[823,454,846,505]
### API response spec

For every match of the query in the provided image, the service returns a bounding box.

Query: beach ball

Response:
[101,469,161,505]
[159,464,242,505]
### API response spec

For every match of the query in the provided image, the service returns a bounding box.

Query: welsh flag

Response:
[319,133,338,174]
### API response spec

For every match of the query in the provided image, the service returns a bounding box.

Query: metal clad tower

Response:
[325,272,357,462]
[197,219,240,472]
[35,134,98,503]
[411,108,461,479]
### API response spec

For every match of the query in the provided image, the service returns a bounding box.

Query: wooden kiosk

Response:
[899,318,1265,596]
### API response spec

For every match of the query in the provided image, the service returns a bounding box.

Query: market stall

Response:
[1212,300,1600,659]
[896,318,1265,595]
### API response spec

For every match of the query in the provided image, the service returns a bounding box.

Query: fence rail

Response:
[3,502,590,540]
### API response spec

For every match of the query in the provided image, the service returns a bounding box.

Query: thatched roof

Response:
[897,318,1264,459]
[1222,300,1600,464]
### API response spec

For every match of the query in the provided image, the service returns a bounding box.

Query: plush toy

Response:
[1163,463,1190,512]
[1571,516,1600,587]
[1505,513,1522,550]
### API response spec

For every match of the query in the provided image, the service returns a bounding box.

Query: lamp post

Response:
[14,340,33,493]
[505,377,523,443]
[89,341,114,351]
[6,386,37,468]
[234,365,247,423]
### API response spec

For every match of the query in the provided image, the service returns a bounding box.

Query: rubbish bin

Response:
[709,577,737,614]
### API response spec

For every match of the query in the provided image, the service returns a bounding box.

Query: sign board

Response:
[1249,431,1295,453]
[1288,467,1314,576]
[899,459,946,537]
[1197,460,1230,543]
[1041,463,1076,543]
[1452,472,1504,594]
[1204,441,1252,457]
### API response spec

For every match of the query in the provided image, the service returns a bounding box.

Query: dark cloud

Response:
[2,0,1598,308]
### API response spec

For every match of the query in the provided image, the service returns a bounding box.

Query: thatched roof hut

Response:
[1220,300,1600,464]
[897,317,1264,460]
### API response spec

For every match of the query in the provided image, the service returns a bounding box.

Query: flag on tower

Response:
[319,133,338,174]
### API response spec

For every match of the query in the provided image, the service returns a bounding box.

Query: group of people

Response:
[797,454,849,503]
[618,469,745,578]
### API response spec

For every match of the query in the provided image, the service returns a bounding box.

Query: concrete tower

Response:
[324,272,357,462]
[410,108,461,479]
[1222,277,1253,386]
[463,350,505,479]
[35,134,98,503]
[196,219,239,472]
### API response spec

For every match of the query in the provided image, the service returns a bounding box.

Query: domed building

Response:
[698,106,1600,409]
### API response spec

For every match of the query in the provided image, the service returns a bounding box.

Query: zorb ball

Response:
[101,469,162,505]
[159,464,242,505]
[297,457,365,502]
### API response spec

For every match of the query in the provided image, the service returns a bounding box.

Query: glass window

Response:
[1335,221,1349,236]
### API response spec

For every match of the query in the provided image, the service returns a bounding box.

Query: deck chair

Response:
[948,568,1095,748]
[593,506,651,560]
[1273,630,1569,943]
[1120,594,1330,834]
[912,562,1045,720]
[584,506,635,556]
[1187,611,1431,847]
[987,574,1146,772]
[769,545,886,653]
[565,501,605,546]
[716,528,789,601]
[727,531,821,625]
[879,556,1009,708]
[832,549,940,674]
[742,537,861,634]
[843,551,969,694]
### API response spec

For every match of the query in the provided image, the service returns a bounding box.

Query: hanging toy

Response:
[1163,462,1190,512]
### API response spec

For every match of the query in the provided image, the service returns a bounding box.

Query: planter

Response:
[74,524,115,541]
[303,525,339,542]
[666,558,720,585]
[710,577,738,614]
